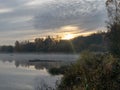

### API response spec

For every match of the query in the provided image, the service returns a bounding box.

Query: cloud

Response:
[34,0,107,31]
[0,8,13,13]
[0,0,107,45]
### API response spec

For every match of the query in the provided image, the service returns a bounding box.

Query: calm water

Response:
[0,53,79,90]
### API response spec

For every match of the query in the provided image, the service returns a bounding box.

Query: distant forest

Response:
[0,32,108,53]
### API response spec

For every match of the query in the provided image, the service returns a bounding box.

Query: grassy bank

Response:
[53,51,120,90]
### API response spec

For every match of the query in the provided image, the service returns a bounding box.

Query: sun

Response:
[62,34,74,40]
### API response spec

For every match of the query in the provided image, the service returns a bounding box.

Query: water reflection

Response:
[0,53,77,70]
[0,53,78,90]
[15,60,71,70]
[34,76,61,90]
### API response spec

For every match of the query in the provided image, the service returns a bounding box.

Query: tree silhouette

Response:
[15,41,21,52]
[106,0,120,57]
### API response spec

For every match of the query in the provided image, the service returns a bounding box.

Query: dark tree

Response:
[15,41,21,52]
[13,33,107,53]
[0,46,13,52]
[106,0,120,57]
[35,38,44,51]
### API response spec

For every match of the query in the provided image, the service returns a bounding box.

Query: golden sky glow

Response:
[58,25,96,40]
[29,25,97,41]
[62,34,74,40]
[58,25,80,40]
[60,25,79,31]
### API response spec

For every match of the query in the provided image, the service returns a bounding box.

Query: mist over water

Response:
[0,53,79,90]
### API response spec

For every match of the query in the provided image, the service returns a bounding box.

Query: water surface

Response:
[0,53,79,90]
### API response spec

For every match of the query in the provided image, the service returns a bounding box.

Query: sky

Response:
[0,0,107,45]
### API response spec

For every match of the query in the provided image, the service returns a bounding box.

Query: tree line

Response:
[0,32,108,53]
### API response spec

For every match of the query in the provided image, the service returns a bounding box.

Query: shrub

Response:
[57,51,120,90]
[48,65,69,75]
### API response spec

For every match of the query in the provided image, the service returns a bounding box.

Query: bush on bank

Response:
[57,51,120,90]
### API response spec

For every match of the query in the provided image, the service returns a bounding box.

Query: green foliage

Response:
[57,51,120,90]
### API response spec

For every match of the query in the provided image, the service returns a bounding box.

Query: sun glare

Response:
[62,34,74,40]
